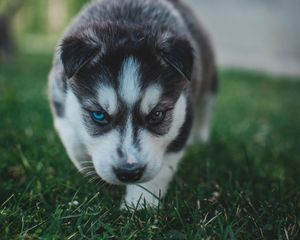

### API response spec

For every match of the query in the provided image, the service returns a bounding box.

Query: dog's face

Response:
[60,23,194,184]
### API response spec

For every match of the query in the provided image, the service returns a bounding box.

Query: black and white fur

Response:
[48,0,218,208]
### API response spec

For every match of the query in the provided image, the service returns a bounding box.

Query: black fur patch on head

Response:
[60,22,194,86]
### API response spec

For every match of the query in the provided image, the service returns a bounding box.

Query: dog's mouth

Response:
[112,164,147,183]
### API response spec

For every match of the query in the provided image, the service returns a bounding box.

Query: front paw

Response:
[120,187,161,210]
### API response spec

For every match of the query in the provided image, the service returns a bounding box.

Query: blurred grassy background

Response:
[2,0,299,76]
[0,0,89,57]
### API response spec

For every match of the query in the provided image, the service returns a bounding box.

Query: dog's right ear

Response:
[60,36,101,79]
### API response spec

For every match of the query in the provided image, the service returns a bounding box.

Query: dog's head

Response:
[60,23,194,184]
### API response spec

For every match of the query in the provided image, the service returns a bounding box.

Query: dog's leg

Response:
[193,92,216,143]
[123,152,183,209]
[198,93,216,143]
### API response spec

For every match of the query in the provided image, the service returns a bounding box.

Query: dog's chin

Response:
[140,163,162,183]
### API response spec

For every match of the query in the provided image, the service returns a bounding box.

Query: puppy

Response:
[48,0,218,208]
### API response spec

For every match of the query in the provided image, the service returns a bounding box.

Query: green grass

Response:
[1,53,300,239]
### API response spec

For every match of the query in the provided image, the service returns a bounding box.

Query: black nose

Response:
[113,164,145,183]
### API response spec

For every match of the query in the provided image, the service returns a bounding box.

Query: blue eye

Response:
[91,111,109,125]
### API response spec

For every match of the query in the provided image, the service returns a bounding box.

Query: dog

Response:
[48,0,218,208]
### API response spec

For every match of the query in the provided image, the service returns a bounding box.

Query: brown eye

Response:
[148,111,166,125]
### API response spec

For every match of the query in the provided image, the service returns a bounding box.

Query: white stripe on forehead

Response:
[118,57,141,106]
[97,84,118,115]
[141,84,163,114]
[122,115,139,163]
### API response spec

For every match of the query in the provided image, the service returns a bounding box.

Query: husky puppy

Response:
[48,0,218,208]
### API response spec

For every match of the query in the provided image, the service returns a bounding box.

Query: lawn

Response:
[0,53,300,239]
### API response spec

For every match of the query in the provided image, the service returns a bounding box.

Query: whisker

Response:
[80,160,93,163]
[83,172,97,179]
[88,178,97,184]
[80,162,93,167]
[80,166,95,171]
[89,175,101,183]
[84,171,97,177]
[96,179,106,188]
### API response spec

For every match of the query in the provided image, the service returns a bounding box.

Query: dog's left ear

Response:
[157,32,194,81]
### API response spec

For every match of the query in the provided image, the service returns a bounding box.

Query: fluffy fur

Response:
[48,0,218,209]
